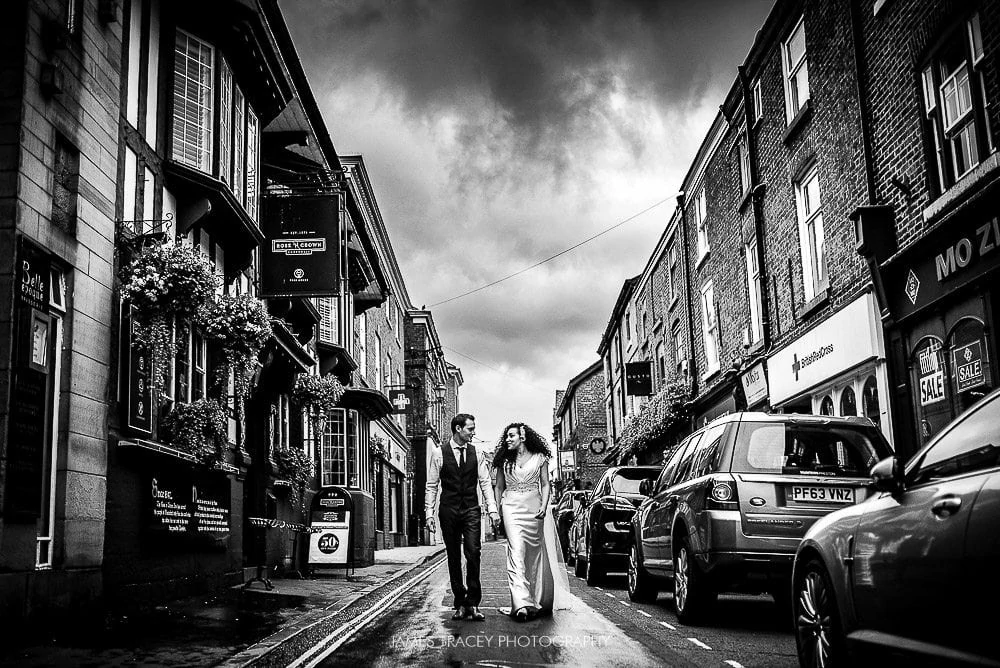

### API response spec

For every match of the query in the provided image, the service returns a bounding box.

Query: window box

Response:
[922,150,1000,224]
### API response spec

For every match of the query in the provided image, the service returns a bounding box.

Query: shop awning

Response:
[338,386,393,419]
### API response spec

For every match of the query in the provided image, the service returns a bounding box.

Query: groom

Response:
[425,413,500,621]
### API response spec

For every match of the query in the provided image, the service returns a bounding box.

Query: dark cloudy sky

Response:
[282,0,774,448]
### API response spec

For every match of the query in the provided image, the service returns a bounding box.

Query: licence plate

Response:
[789,486,854,504]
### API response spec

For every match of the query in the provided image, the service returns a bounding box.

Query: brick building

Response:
[552,360,608,489]
[854,0,999,458]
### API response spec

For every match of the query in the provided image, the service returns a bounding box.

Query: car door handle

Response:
[931,496,962,517]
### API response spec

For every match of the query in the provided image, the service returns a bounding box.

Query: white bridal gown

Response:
[500,453,573,615]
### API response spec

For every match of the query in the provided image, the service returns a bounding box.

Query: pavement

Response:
[0,544,447,668]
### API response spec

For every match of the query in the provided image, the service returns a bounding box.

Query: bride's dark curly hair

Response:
[491,422,551,471]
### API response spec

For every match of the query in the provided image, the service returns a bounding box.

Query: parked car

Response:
[554,490,589,560]
[628,412,892,624]
[792,388,1000,668]
[570,466,660,585]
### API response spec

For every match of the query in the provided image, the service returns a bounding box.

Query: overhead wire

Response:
[427,194,676,308]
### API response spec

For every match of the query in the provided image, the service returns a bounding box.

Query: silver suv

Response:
[627,412,892,624]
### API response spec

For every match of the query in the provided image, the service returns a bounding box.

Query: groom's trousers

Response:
[439,505,483,608]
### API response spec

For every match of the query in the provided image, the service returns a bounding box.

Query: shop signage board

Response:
[126,307,153,434]
[767,294,880,404]
[260,193,342,298]
[953,340,986,392]
[559,450,576,474]
[387,386,412,414]
[3,242,52,520]
[740,361,769,407]
[625,361,653,396]
[146,472,231,548]
[308,486,354,567]
[884,213,1000,322]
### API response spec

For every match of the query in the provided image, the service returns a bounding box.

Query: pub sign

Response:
[626,361,653,396]
[260,193,342,298]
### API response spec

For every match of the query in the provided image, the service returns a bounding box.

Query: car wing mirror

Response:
[870,456,903,494]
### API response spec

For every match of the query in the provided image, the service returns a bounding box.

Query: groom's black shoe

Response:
[465,606,486,621]
[452,607,466,620]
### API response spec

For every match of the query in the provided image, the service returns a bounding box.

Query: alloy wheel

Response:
[674,545,689,613]
[627,545,638,594]
[796,569,833,668]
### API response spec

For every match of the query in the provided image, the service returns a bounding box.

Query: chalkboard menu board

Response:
[147,472,231,549]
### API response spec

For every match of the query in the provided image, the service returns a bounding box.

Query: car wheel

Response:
[794,558,846,668]
[585,541,604,586]
[627,543,658,603]
[673,538,714,624]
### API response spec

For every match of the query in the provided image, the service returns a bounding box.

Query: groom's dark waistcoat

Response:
[440,443,479,512]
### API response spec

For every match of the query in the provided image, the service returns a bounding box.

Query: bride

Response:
[492,422,572,622]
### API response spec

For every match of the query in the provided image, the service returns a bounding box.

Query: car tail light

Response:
[706,478,738,510]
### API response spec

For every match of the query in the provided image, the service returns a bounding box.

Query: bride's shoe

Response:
[514,607,529,622]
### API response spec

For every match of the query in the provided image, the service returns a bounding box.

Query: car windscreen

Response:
[732,422,889,477]
[610,469,656,494]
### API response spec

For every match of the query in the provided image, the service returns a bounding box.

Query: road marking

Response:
[724,661,744,668]
[686,638,712,650]
[288,559,445,668]
[605,592,616,598]
[659,621,676,630]
[594,586,604,591]
[638,610,652,618]
[619,600,631,607]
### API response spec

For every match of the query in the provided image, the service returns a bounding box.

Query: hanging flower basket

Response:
[274,446,314,509]
[118,243,219,393]
[292,373,346,434]
[371,435,389,461]
[200,293,271,443]
[161,398,229,467]
[618,379,691,462]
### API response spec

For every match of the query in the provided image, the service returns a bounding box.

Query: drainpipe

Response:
[677,192,699,430]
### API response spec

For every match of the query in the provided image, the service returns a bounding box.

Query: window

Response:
[738,422,884,476]
[910,394,1000,484]
[840,386,857,416]
[322,408,359,487]
[625,311,632,343]
[751,79,763,125]
[172,31,260,221]
[744,236,763,346]
[737,132,751,195]
[673,323,685,376]
[667,243,679,302]
[782,16,810,121]
[357,312,367,378]
[374,333,383,392]
[796,167,827,300]
[172,30,214,173]
[922,13,994,192]
[655,342,666,385]
[700,281,720,374]
[862,375,881,428]
[52,134,79,233]
[820,395,834,415]
[693,189,709,260]
[317,297,337,343]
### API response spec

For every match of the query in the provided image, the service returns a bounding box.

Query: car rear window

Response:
[733,421,887,477]
[611,469,656,494]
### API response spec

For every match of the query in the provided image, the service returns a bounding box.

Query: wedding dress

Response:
[499,453,572,615]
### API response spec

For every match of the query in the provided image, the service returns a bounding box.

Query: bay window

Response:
[171,30,261,221]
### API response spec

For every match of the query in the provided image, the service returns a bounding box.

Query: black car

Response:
[553,490,588,560]
[569,466,660,585]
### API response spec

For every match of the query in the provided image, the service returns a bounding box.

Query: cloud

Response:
[281,0,773,442]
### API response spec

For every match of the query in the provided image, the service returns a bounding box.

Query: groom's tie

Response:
[458,446,466,469]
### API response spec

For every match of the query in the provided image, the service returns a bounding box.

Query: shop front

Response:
[767,292,893,444]
[869,199,999,459]
[371,419,409,549]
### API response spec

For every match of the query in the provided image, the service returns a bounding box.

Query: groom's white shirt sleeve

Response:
[424,447,443,520]
[477,449,498,515]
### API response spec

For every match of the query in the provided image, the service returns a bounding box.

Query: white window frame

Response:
[700,281,720,376]
[782,16,810,122]
[737,132,751,195]
[172,30,214,173]
[357,311,367,379]
[36,270,66,569]
[744,236,763,346]
[795,167,827,300]
[694,188,709,261]
[751,79,763,126]
[667,242,678,302]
